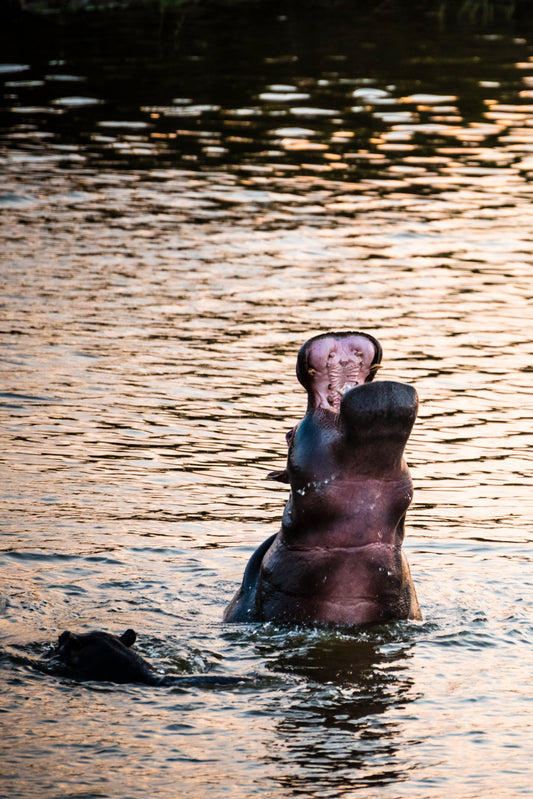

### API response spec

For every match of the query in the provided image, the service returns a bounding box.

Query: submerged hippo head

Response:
[224,330,421,627]
[56,628,159,684]
[55,629,248,687]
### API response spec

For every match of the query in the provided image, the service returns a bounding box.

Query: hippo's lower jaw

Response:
[224,331,421,627]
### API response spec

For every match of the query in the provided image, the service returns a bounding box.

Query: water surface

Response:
[1,3,532,797]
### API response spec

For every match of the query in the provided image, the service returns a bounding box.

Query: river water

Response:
[1,2,532,797]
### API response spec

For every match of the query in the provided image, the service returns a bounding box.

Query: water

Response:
[1,1,532,796]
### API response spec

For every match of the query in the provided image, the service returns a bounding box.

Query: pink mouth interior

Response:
[304,334,378,412]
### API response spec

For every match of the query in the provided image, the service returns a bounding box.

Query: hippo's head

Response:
[56,628,157,684]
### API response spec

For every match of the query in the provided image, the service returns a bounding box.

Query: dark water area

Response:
[1,2,533,797]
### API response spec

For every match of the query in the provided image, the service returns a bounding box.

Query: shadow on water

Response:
[0,619,422,793]
[234,622,421,794]
[3,0,533,181]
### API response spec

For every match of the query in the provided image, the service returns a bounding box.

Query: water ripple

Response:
[1,4,533,798]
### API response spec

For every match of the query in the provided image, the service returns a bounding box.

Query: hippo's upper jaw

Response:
[296,331,382,413]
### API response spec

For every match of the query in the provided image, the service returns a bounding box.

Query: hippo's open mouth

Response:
[296,332,382,412]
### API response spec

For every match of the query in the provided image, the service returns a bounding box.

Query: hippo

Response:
[56,629,245,686]
[224,331,421,626]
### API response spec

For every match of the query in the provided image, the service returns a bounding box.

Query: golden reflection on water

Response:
[1,6,533,799]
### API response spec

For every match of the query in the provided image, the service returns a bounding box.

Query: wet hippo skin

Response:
[224,331,421,626]
[56,629,245,686]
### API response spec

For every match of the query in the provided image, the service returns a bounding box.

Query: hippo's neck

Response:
[281,469,413,550]
[284,408,413,545]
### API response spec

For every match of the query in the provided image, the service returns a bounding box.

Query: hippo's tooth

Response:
[340,381,357,395]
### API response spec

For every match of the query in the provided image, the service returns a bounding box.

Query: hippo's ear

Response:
[267,469,290,483]
[58,630,80,652]
[120,629,136,648]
